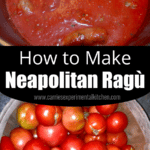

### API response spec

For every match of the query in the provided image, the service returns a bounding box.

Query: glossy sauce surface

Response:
[6,0,148,45]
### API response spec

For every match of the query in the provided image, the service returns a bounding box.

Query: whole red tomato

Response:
[96,104,118,115]
[17,103,39,130]
[122,145,135,150]
[106,112,128,133]
[81,141,107,150]
[0,136,15,150]
[88,106,107,119]
[106,144,121,150]
[62,107,85,132]
[61,135,84,150]
[84,113,106,135]
[37,122,67,147]
[84,133,107,144]
[23,138,50,150]
[36,105,62,126]
[10,127,33,150]
[107,132,127,148]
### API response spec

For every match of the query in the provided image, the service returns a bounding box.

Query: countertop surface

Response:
[0,92,150,120]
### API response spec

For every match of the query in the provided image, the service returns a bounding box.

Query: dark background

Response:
[0,92,150,120]
[1,48,150,105]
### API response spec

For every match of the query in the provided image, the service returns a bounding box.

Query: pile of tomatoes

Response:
[0,103,135,150]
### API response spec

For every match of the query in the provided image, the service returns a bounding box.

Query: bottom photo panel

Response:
[0,99,150,150]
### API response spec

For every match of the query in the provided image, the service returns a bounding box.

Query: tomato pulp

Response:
[6,0,148,45]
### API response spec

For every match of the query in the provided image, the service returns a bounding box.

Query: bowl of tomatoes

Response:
[0,99,150,150]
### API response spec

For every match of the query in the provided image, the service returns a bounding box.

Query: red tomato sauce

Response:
[6,0,148,45]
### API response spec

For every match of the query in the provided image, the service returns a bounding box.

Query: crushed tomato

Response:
[6,0,148,45]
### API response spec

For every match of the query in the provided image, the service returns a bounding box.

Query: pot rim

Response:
[0,38,11,46]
